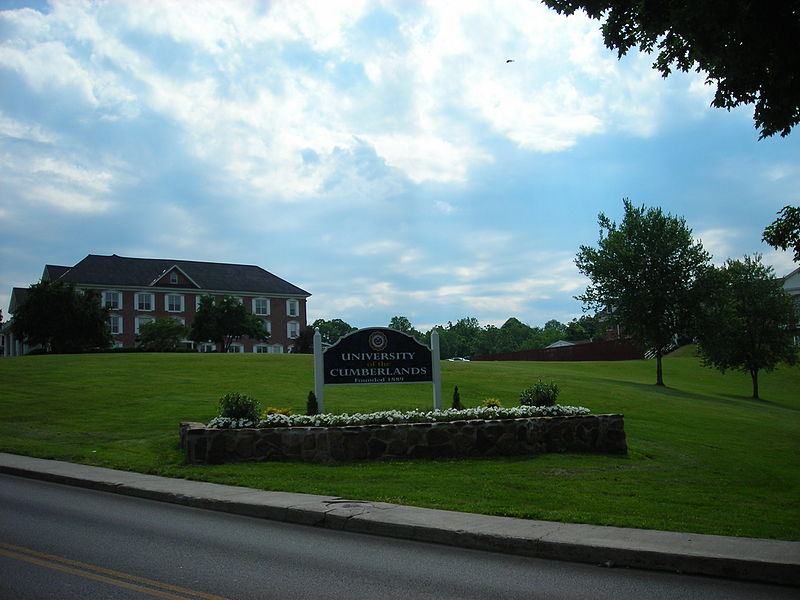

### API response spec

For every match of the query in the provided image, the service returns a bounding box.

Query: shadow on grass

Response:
[600,378,797,411]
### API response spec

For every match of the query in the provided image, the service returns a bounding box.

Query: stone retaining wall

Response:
[181,414,626,464]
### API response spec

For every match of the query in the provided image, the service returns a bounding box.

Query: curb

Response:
[1,453,798,587]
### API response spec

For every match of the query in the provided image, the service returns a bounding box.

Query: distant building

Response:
[3,254,310,356]
[544,339,592,349]
[783,266,800,346]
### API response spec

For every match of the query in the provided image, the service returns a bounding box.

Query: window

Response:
[262,320,272,335]
[233,296,243,305]
[269,344,283,354]
[287,321,300,339]
[102,291,121,310]
[135,315,155,334]
[253,298,270,316]
[228,344,243,353]
[108,314,123,335]
[198,343,216,353]
[166,294,184,312]
[136,293,154,311]
[286,298,299,317]
[254,344,271,353]
[170,272,178,284]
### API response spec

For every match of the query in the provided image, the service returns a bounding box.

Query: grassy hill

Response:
[1,351,798,540]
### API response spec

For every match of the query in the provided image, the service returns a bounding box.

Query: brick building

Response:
[4,254,310,356]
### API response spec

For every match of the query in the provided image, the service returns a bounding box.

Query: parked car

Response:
[446,357,470,362]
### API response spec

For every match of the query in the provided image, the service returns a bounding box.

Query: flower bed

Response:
[207,404,591,430]
[182,407,626,464]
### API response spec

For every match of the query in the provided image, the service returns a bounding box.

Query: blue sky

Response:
[1,0,798,331]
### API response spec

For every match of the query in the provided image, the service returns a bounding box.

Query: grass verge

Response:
[1,350,798,540]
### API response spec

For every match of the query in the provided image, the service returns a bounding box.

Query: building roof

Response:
[53,254,310,297]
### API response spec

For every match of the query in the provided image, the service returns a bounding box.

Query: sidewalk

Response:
[1,452,798,587]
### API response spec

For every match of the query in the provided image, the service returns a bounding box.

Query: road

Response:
[0,474,795,599]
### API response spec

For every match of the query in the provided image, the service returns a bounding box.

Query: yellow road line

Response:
[0,542,233,600]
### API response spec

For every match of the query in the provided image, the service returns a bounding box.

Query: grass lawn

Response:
[1,350,798,541]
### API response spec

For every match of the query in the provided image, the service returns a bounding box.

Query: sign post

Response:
[313,327,441,413]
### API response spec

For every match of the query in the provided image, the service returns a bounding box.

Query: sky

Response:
[1,0,798,332]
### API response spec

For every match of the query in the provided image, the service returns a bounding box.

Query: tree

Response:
[10,280,112,354]
[695,255,798,399]
[290,326,314,354]
[189,295,268,353]
[312,318,357,344]
[138,318,190,352]
[762,205,800,263]
[575,199,710,386]
[387,316,425,342]
[542,1,800,138]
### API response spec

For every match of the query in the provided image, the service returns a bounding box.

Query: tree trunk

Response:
[655,352,665,386]
[751,368,759,400]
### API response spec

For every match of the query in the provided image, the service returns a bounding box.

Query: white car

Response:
[446,357,470,362]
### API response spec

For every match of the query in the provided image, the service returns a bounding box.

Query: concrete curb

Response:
[2,452,798,587]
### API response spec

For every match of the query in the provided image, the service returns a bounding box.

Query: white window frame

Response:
[102,290,122,310]
[135,292,154,311]
[134,315,155,334]
[269,344,283,354]
[108,314,123,335]
[286,298,299,317]
[262,319,272,335]
[165,294,184,312]
[254,344,271,353]
[253,297,270,316]
[170,272,179,284]
[198,343,216,353]
[227,343,244,353]
[287,320,300,339]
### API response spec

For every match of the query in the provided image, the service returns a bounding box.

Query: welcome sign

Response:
[323,328,433,385]
[313,327,442,413]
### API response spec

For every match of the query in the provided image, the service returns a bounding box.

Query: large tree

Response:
[387,316,425,342]
[138,318,190,352]
[190,295,268,352]
[575,199,710,386]
[10,280,112,354]
[542,0,800,138]
[695,255,798,399]
[762,205,800,263]
[312,318,357,345]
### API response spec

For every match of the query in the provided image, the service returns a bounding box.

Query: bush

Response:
[306,390,319,415]
[520,379,559,407]
[481,397,502,408]
[452,386,464,410]
[217,392,260,421]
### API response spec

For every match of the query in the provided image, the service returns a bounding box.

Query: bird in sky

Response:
[506,59,514,63]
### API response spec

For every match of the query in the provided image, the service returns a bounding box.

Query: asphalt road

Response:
[0,474,795,599]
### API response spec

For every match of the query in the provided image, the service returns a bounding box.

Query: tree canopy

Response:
[575,199,710,385]
[312,318,357,345]
[189,295,269,352]
[387,315,425,342]
[762,205,800,263]
[542,0,800,138]
[695,255,798,399]
[10,280,112,354]
[138,318,190,352]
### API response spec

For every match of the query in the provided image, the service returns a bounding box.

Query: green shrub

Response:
[306,390,319,415]
[217,392,260,421]
[519,379,559,407]
[481,397,502,408]
[452,386,464,410]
